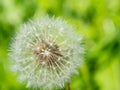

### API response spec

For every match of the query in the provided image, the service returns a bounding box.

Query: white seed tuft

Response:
[9,16,85,90]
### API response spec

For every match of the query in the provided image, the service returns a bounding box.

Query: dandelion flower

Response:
[9,16,85,90]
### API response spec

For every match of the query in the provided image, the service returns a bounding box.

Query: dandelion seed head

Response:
[9,16,85,90]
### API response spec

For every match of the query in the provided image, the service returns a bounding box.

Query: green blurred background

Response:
[0,0,120,90]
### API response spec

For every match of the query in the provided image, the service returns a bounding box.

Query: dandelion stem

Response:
[68,81,71,90]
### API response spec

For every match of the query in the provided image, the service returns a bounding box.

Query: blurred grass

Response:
[0,0,120,90]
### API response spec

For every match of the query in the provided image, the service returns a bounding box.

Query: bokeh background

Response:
[0,0,120,90]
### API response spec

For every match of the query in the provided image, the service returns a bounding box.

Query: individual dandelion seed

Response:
[9,16,85,90]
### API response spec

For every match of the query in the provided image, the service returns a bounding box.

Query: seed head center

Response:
[43,50,50,56]
[34,40,62,65]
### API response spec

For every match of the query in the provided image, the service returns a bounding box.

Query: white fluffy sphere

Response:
[9,16,85,90]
